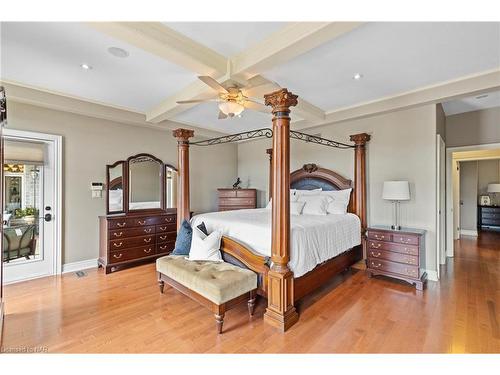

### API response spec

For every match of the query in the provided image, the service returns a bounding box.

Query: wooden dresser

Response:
[99,212,177,274]
[218,188,257,211]
[478,205,500,230]
[366,226,427,290]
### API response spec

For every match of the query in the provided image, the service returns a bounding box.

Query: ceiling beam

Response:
[230,22,364,78]
[86,22,227,76]
[291,69,500,130]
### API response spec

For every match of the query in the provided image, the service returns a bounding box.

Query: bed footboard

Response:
[220,236,270,296]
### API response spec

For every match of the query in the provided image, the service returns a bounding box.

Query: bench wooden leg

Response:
[214,304,226,334]
[248,290,256,317]
[158,279,165,294]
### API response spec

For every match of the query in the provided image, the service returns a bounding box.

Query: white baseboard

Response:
[62,258,98,274]
[460,229,478,237]
[424,270,438,281]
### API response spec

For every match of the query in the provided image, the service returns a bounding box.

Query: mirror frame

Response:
[106,153,178,215]
[106,160,126,215]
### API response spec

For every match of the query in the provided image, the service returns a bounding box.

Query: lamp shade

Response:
[383,181,411,201]
[487,183,500,193]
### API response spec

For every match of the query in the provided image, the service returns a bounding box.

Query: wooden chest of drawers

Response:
[99,213,177,274]
[478,205,500,230]
[218,188,257,211]
[366,226,427,290]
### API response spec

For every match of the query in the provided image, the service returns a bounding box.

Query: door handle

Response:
[44,213,52,222]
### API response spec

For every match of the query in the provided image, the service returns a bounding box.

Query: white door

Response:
[436,135,446,278]
[2,130,61,284]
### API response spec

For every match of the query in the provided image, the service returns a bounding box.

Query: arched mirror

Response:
[106,154,177,214]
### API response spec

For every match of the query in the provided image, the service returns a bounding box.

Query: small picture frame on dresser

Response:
[366,226,427,290]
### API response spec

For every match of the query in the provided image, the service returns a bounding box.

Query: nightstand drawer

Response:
[393,234,419,246]
[367,249,418,266]
[367,231,392,242]
[367,240,419,256]
[367,258,419,279]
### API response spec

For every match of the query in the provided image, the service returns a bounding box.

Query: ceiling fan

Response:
[176,76,273,119]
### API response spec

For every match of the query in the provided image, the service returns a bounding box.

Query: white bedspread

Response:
[191,208,361,277]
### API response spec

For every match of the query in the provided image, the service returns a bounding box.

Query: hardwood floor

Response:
[1,231,499,353]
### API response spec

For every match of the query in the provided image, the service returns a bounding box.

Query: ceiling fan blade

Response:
[218,110,228,119]
[198,76,228,94]
[176,98,216,104]
[244,99,271,113]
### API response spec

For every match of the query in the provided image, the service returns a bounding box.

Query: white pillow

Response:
[266,192,298,209]
[188,227,223,262]
[293,188,322,196]
[300,195,331,216]
[266,200,305,215]
[321,189,352,214]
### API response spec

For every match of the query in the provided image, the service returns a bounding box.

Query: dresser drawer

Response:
[108,218,134,230]
[367,231,392,242]
[218,190,237,198]
[160,215,176,225]
[109,234,155,250]
[156,231,177,243]
[220,197,256,206]
[109,226,155,239]
[109,245,155,264]
[393,233,419,246]
[367,240,419,256]
[157,241,175,254]
[367,249,418,266]
[156,223,176,233]
[481,207,500,213]
[367,258,419,279]
[236,190,256,198]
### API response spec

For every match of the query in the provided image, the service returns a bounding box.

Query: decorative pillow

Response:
[266,192,298,209]
[290,201,306,215]
[321,189,352,214]
[172,220,192,255]
[196,221,209,236]
[293,188,322,196]
[188,227,223,262]
[300,195,331,216]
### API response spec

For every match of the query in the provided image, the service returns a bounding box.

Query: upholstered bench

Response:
[156,255,258,333]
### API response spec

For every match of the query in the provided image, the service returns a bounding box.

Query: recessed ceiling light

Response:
[475,94,489,99]
[353,73,363,80]
[108,47,129,58]
[80,63,92,70]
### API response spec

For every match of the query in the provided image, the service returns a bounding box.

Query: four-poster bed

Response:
[172,88,370,331]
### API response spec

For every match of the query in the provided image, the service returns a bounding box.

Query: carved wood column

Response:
[263,88,299,332]
[173,128,194,230]
[349,133,371,233]
[266,148,273,201]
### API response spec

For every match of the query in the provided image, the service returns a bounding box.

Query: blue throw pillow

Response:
[172,220,192,255]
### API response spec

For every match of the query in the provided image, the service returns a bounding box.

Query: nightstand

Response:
[366,226,427,290]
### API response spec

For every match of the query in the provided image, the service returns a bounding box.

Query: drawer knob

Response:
[160,245,167,250]
[165,217,173,223]
[371,252,381,257]
[371,262,382,269]
[113,232,123,237]
[159,226,167,231]
[406,268,417,276]
[160,235,167,240]
[144,228,152,233]
[113,253,123,259]
[144,248,152,254]
[113,242,123,248]
[374,234,385,240]
[138,220,146,225]
[117,222,126,228]
[371,243,381,249]
[144,238,152,243]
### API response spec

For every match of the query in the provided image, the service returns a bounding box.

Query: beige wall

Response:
[238,104,439,273]
[446,107,500,147]
[7,102,238,264]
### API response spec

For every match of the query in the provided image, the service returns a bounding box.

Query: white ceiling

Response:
[164,22,287,57]
[0,22,197,112]
[442,90,500,116]
[1,22,499,133]
[264,22,500,112]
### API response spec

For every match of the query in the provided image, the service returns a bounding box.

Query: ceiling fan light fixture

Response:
[218,101,244,117]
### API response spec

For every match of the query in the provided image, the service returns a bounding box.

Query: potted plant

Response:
[23,207,39,224]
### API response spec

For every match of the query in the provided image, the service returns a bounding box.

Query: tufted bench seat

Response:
[156,255,257,333]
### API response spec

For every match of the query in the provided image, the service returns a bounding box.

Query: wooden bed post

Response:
[173,128,194,230]
[263,88,299,332]
[266,148,273,201]
[349,133,371,232]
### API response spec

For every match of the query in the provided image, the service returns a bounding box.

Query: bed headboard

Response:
[289,163,354,213]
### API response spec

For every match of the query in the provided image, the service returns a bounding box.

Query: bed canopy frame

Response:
[172,88,370,332]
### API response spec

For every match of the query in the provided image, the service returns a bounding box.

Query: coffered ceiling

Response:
[1,21,499,134]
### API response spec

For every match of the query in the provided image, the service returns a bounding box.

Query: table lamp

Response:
[488,183,500,205]
[383,181,411,230]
